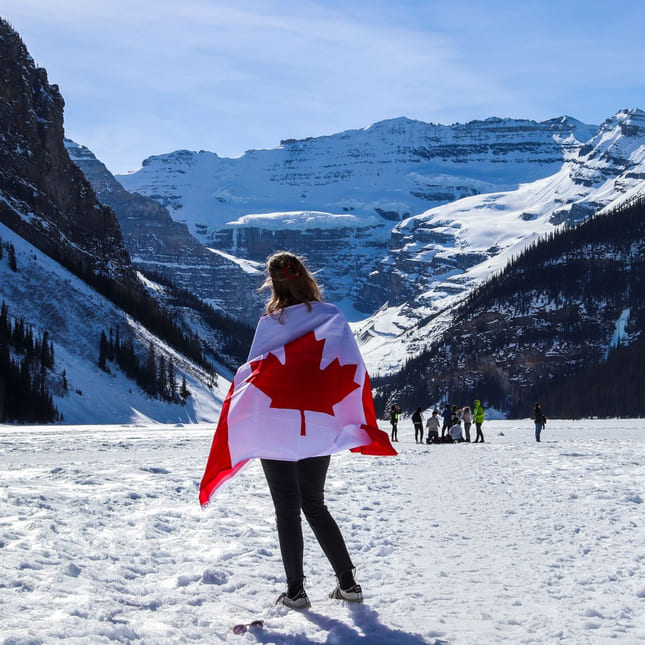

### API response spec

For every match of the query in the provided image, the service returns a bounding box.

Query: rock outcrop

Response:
[65,141,264,322]
[0,18,132,287]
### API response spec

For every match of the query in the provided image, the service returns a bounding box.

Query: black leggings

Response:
[261,455,353,590]
[474,422,484,442]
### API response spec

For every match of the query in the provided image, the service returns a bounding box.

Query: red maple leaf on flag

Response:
[246,330,360,436]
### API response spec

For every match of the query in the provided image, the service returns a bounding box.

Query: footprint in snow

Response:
[140,467,170,475]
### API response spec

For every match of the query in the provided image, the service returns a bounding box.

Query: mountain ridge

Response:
[113,107,645,375]
[0,18,234,423]
[3,16,645,420]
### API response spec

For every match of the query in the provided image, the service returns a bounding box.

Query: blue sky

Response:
[3,0,644,174]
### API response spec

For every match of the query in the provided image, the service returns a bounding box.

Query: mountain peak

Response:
[599,108,645,130]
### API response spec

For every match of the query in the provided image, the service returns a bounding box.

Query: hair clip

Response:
[283,261,301,279]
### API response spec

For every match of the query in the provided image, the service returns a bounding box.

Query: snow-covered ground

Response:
[1,419,643,644]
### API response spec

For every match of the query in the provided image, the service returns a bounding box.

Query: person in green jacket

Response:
[473,399,485,443]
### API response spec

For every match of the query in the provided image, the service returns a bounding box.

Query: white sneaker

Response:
[329,583,363,602]
[276,588,311,609]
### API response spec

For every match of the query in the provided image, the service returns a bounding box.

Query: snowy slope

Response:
[1,419,643,643]
[355,110,645,373]
[0,221,227,424]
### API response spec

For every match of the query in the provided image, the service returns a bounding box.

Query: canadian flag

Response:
[199,302,397,507]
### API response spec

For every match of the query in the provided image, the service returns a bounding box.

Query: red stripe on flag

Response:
[350,374,397,456]
[199,383,247,506]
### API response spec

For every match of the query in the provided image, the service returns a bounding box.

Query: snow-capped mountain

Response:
[116,115,600,315]
[64,140,265,323]
[373,192,645,419]
[356,109,645,373]
[116,108,645,376]
[117,115,597,235]
[5,18,645,423]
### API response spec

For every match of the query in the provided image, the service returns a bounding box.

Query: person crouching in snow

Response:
[199,251,397,610]
[448,414,464,442]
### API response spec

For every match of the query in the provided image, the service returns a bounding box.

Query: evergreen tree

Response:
[157,355,167,400]
[168,358,177,400]
[143,342,157,395]
[180,375,190,403]
[98,331,109,371]
[7,243,17,271]
[0,301,8,335]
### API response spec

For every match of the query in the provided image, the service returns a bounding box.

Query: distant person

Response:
[426,410,441,443]
[441,403,452,437]
[449,415,464,442]
[390,404,400,442]
[461,405,472,442]
[473,399,485,443]
[412,407,424,443]
[534,403,547,442]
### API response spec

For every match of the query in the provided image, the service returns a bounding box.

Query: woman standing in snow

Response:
[200,251,396,610]
[260,253,361,608]
[462,405,472,442]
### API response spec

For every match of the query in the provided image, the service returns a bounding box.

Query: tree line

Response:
[138,268,254,367]
[98,328,191,404]
[0,300,59,423]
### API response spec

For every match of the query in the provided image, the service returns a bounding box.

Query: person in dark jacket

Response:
[425,410,441,443]
[412,407,424,443]
[533,403,547,442]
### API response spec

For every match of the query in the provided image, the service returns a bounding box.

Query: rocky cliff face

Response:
[0,19,132,285]
[118,115,597,239]
[356,109,645,319]
[117,114,604,317]
[65,141,264,322]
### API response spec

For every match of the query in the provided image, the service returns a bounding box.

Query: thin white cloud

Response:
[2,0,643,173]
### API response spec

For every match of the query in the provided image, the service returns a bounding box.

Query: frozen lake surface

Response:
[1,419,644,643]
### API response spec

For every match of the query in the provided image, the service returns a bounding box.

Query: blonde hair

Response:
[261,251,322,316]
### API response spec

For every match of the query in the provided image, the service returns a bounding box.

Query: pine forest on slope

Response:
[373,194,645,418]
